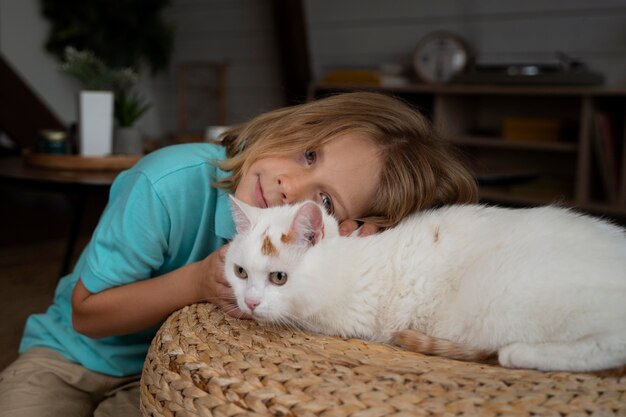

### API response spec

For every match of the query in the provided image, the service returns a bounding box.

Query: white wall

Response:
[305,0,626,86]
[159,0,286,132]
[3,0,625,141]
[0,0,285,139]
[0,0,76,124]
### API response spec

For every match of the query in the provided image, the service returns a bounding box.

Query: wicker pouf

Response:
[140,303,626,417]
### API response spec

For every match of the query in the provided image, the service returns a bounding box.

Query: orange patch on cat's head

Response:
[262,235,279,256]
[280,233,294,244]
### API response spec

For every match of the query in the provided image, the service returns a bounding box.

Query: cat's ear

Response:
[229,195,255,234]
[289,201,325,246]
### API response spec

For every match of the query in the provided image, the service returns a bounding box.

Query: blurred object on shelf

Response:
[205,126,229,142]
[37,130,69,155]
[321,69,380,86]
[320,65,411,87]
[452,52,604,86]
[503,117,561,142]
[379,63,411,87]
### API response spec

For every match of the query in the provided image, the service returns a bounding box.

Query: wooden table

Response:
[0,156,129,276]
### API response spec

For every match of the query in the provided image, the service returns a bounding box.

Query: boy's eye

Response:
[320,193,334,215]
[234,265,248,279]
[269,271,288,285]
[304,149,316,165]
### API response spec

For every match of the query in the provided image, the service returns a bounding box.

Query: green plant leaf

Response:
[40,0,174,74]
[114,92,151,127]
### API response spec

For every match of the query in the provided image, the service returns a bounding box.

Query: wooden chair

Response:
[174,61,228,143]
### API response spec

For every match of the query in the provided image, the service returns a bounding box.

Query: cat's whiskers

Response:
[252,304,300,332]
[275,315,309,336]
[197,295,239,304]
[194,296,251,320]
[276,311,315,333]
[224,306,249,320]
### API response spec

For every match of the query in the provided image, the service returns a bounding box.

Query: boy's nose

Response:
[278,176,299,204]
[278,175,311,204]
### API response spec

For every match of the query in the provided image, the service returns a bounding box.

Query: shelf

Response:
[313,83,626,97]
[450,136,578,152]
[479,189,571,207]
[480,189,626,219]
[309,83,626,219]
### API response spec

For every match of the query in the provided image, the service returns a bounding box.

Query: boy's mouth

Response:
[255,177,268,208]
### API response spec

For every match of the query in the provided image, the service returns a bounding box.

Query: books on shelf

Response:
[592,110,620,203]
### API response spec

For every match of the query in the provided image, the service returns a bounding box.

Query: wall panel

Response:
[305,1,626,86]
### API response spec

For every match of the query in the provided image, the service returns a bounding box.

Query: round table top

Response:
[0,156,124,191]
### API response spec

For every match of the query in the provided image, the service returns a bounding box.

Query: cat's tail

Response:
[393,329,497,363]
[395,331,626,376]
[591,365,626,377]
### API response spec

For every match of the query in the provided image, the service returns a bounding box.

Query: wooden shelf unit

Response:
[310,83,626,218]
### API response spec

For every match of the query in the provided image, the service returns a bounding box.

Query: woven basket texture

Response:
[140,303,626,417]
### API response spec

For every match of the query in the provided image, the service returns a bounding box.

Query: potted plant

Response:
[61,47,116,156]
[61,47,150,155]
[113,91,151,155]
[42,0,173,155]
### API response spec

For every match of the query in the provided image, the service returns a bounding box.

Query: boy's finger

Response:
[359,223,380,237]
[338,219,359,236]
[216,245,229,260]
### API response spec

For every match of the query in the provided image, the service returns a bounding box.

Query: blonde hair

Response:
[214,92,478,228]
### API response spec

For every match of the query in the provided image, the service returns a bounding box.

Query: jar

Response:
[37,130,69,155]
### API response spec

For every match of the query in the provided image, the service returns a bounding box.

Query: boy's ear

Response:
[229,195,254,234]
[289,201,325,246]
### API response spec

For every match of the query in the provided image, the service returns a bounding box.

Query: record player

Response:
[451,53,604,86]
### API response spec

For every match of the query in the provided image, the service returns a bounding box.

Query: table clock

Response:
[413,31,471,83]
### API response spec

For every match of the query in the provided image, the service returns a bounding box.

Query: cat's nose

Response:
[245,297,260,311]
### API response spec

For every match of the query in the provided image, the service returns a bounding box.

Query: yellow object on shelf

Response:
[503,117,561,142]
[321,69,381,85]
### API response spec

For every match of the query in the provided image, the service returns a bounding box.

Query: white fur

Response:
[224,199,626,372]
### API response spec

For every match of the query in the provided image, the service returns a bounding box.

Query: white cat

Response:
[224,197,626,373]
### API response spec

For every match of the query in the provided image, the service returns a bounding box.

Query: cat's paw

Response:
[498,343,534,369]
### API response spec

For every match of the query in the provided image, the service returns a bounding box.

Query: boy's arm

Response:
[71,246,247,339]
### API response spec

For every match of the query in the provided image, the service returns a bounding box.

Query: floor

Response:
[0,185,102,371]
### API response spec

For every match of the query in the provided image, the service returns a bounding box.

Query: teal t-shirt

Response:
[19,143,235,377]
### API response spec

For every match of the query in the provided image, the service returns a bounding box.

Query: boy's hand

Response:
[198,245,251,319]
[338,219,380,237]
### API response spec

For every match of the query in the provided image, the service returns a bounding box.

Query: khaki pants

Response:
[0,348,142,417]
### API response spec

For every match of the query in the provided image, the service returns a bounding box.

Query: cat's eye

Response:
[234,265,248,279]
[304,149,316,165]
[269,271,288,285]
